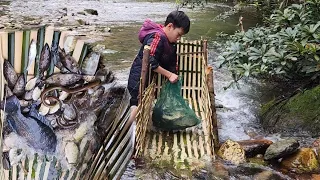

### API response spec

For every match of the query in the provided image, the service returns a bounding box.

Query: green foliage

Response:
[219,0,320,84]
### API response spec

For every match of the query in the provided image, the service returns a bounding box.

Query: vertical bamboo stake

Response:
[138,45,150,104]
[14,31,23,73]
[206,66,219,149]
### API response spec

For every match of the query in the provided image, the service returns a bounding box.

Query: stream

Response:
[0,0,317,179]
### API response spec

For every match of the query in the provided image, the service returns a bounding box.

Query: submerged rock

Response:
[238,139,273,158]
[84,9,98,15]
[281,148,319,173]
[264,139,299,161]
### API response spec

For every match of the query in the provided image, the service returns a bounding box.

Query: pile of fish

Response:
[1,38,124,171]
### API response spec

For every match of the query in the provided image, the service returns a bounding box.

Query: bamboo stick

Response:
[29,29,38,76]
[0,32,8,60]
[72,39,84,62]
[139,46,150,104]
[14,31,23,73]
[206,66,219,149]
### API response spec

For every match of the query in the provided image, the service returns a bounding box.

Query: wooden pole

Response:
[138,45,150,104]
[239,16,244,32]
[203,40,208,66]
[206,66,219,149]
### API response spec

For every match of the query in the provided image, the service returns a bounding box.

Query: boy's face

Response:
[166,23,185,43]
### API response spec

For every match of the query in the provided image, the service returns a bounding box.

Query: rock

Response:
[311,138,320,162]
[312,174,320,179]
[312,138,320,148]
[260,85,320,137]
[81,52,100,75]
[253,170,274,180]
[84,9,98,15]
[208,161,229,179]
[77,12,86,16]
[77,19,85,25]
[238,139,273,158]
[228,164,290,179]
[264,139,299,160]
[217,139,246,165]
[281,148,319,173]
[248,156,268,166]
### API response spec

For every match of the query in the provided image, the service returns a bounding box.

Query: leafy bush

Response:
[219,0,320,85]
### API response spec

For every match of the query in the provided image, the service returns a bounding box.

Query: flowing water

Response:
[1,0,315,179]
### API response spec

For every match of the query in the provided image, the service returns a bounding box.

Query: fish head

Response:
[1,96,21,113]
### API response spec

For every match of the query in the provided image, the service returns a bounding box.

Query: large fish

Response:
[12,74,26,97]
[39,43,51,78]
[3,60,18,89]
[51,41,63,70]
[1,96,57,153]
[59,48,81,74]
[45,73,83,86]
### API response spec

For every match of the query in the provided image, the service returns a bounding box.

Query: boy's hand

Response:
[168,73,179,83]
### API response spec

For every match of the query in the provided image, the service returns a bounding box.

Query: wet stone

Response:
[264,139,299,161]
[281,148,319,174]
[238,139,273,158]
[218,139,246,165]
[84,9,98,15]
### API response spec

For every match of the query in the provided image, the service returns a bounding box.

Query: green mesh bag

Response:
[152,79,201,131]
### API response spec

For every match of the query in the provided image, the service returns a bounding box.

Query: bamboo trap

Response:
[134,38,219,170]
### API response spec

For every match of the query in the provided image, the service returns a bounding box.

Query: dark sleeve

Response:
[146,33,164,70]
[168,44,178,73]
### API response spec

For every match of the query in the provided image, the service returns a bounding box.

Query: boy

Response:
[127,10,190,113]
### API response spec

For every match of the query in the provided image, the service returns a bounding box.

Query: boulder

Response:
[238,139,273,158]
[209,161,229,179]
[311,138,320,162]
[281,148,319,173]
[217,139,246,165]
[264,139,299,160]
[260,85,320,137]
[84,9,98,15]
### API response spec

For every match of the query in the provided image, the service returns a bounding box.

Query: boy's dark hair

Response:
[165,11,190,34]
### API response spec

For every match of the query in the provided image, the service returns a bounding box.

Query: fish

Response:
[12,74,26,97]
[2,96,57,153]
[44,73,84,86]
[81,52,100,75]
[59,48,81,74]
[51,41,63,70]
[4,85,14,97]
[39,43,51,78]
[2,151,11,170]
[3,60,18,89]
[25,39,37,73]
[95,67,115,84]
[63,36,75,54]
[28,104,54,130]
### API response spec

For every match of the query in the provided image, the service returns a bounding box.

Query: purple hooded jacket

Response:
[127,19,178,106]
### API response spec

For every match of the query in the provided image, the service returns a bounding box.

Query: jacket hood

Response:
[138,19,165,43]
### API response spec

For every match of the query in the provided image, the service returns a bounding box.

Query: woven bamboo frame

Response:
[134,38,218,165]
